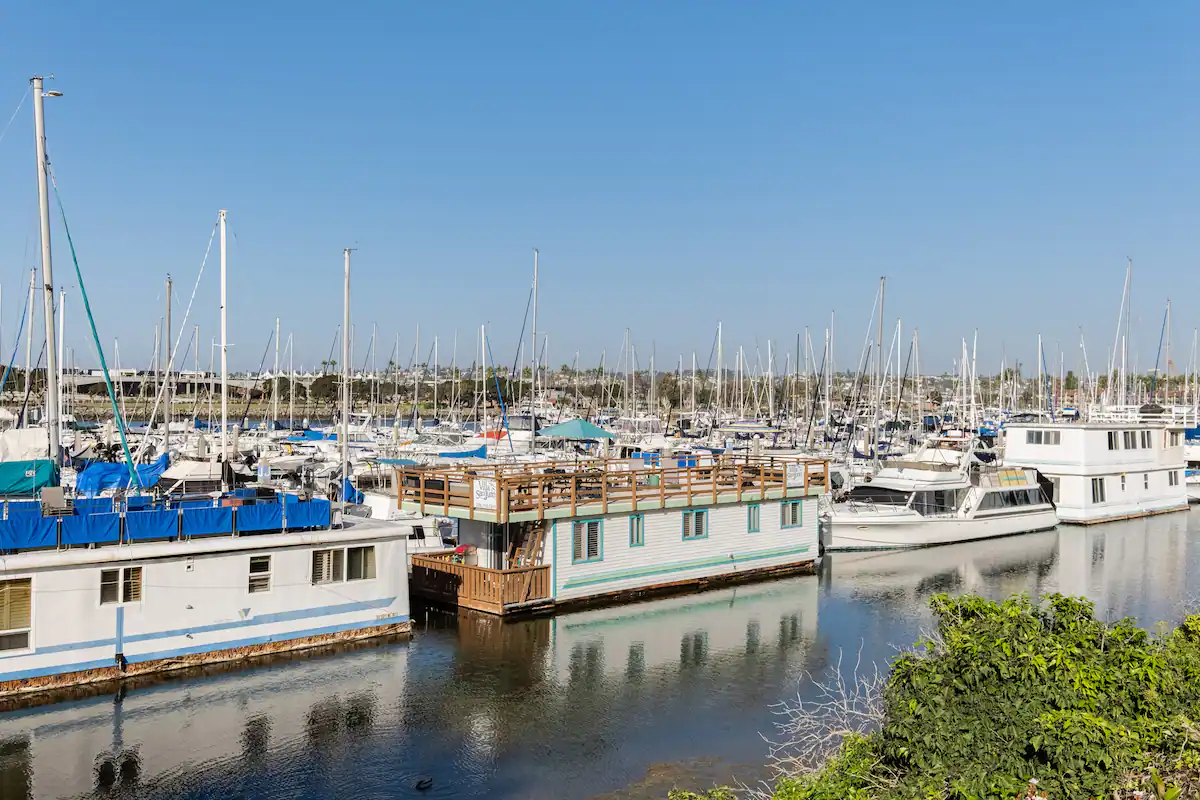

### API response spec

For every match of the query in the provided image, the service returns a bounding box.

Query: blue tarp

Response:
[61,513,120,545]
[0,515,57,550]
[75,454,170,496]
[238,502,283,532]
[125,509,178,541]
[7,501,42,516]
[1186,426,1200,442]
[73,497,114,516]
[125,496,152,511]
[182,506,233,536]
[342,478,364,504]
[0,460,57,496]
[439,445,487,459]
[286,499,330,529]
[286,430,330,442]
[377,458,418,466]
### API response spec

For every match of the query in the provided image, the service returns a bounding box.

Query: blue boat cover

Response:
[286,499,330,529]
[178,499,217,509]
[182,506,233,536]
[125,508,178,541]
[0,515,57,550]
[124,495,152,511]
[73,497,115,516]
[238,502,283,532]
[61,513,120,545]
[0,460,57,496]
[439,445,487,459]
[342,478,364,504]
[6,500,42,516]
[1186,426,1200,442]
[75,454,170,496]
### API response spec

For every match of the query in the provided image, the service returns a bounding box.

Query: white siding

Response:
[552,498,818,602]
[0,536,409,683]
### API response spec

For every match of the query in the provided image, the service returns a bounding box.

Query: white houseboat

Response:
[1004,418,1188,524]
[823,440,1058,551]
[0,491,412,697]
[395,453,829,615]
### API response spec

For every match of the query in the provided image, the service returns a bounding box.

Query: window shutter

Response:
[332,549,345,582]
[0,579,31,631]
[587,520,600,559]
[694,512,705,538]
[123,568,143,603]
[572,522,585,561]
[312,550,329,583]
[683,512,691,539]
[363,546,376,579]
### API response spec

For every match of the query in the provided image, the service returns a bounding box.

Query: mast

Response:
[531,248,539,426]
[31,76,60,464]
[57,287,65,433]
[872,277,885,468]
[288,332,294,429]
[219,209,228,484]
[341,248,352,523]
[716,322,722,416]
[273,316,280,429]
[24,269,33,414]
[164,275,172,455]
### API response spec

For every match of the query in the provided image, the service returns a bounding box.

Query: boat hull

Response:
[825,507,1059,551]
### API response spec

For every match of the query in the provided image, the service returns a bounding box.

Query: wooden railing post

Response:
[736,464,743,502]
[760,465,767,500]
[659,466,666,508]
[630,470,638,511]
[570,475,577,516]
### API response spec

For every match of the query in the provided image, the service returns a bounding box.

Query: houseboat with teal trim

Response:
[0,490,412,697]
[397,453,828,615]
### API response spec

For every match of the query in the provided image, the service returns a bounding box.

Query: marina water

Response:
[0,511,1195,799]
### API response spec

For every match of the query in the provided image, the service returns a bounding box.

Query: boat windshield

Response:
[845,485,910,505]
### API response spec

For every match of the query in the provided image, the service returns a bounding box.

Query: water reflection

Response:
[0,511,1194,799]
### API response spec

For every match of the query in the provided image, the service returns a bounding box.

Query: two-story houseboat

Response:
[395,453,829,615]
[1004,417,1188,524]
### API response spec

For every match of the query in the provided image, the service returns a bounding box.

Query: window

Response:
[1144,473,1149,491]
[248,555,271,593]
[747,504,761,533]
[911,490,965,516]
[1124,431,1137,450]
[0,579,31,652]
[1170,471,1180,487]
[1049,477,1060,503]
[1108,431,1119,450]
[347,546,376,581]
[682,510,708,540]
[408,525,426,542]
[780,501,802,528]
[572,519,602,562]
[1170,431,1182,447]
[1046,430,1060,445]
[1026,430,1042,445]
[1120,475,1126,492]
[1141,430,1153,449]
[311,548,345,584]
[629,515,645,547]
[1091,477,1106,504]
[100,567,141,605]
[1026,430,1059,446]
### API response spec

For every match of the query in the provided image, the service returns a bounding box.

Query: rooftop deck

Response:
[395,453,830,522]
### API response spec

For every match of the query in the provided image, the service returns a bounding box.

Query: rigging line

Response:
[0,88,29,150]
[0,286,31,399]
[239,329,275,422]
[46,166,140,486]
[132,218,219,462]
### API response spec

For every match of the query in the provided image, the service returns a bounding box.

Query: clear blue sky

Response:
[0,3,1197,377]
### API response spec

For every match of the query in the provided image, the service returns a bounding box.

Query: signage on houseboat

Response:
[474,477,498,509]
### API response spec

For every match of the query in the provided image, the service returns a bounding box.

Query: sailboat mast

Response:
[31,76,60,464]
[219,209,229,485]
[273,316,280,429]
[531,248,539,424]
[164,275,172,454]
[341,248,352,522]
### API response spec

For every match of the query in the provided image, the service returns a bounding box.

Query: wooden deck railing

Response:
[410,552,552,615]
[397,454,829,521]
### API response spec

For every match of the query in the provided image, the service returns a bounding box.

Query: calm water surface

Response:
[0,511,1196,799]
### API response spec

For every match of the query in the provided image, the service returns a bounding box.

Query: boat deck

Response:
[394,453,830,522]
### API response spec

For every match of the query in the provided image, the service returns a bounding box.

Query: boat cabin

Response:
[395,453,829,615]
[1004,421,1188,524]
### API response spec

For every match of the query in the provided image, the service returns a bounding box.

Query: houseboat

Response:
[823,438,1058,551]
[1004,418,1188,524]
[394,453,829,615]
[0,490,412,697]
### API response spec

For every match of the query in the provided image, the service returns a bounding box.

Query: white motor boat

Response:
[823,440,1058,551]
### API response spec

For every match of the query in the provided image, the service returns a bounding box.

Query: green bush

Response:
[746,593,1200,799]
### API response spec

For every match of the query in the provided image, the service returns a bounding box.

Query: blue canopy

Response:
[536,419,615,440]
[75,454,170,496]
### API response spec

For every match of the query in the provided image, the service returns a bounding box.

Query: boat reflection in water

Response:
[0,513,1194,800]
